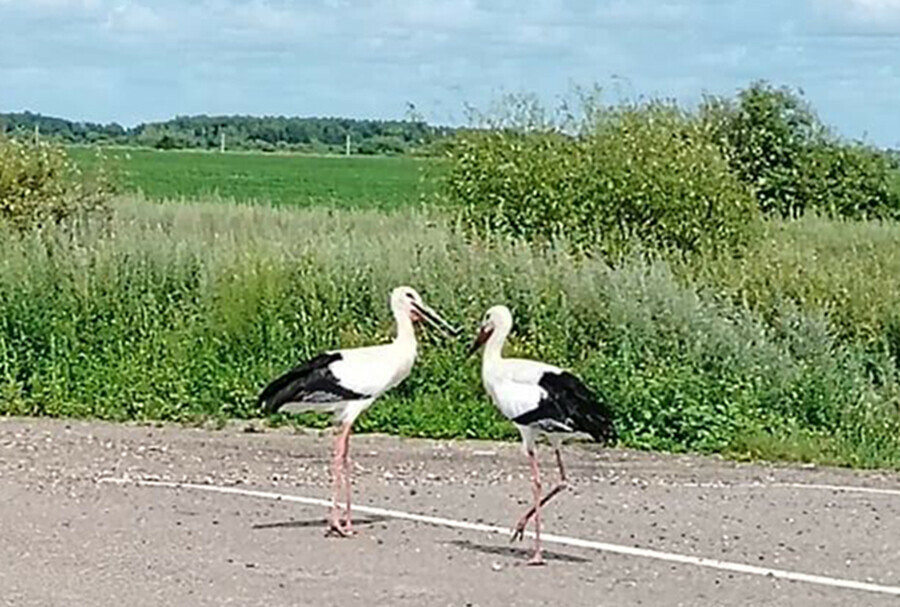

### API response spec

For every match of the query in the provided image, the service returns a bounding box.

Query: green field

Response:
[68,147,439,209]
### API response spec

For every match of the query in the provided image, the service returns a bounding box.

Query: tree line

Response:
[0,111,454,155]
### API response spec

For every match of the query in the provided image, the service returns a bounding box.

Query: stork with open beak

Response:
[259,286,457,537]
[469,305,615,565]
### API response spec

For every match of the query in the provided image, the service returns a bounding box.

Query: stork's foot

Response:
[325,520,355,538]
[526,553,546,566]
[340,518,355,536]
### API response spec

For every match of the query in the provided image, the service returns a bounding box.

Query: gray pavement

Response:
[2,417,900,606]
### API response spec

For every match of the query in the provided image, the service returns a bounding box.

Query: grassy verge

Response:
[67,147,441,209]
[2,196,900,468]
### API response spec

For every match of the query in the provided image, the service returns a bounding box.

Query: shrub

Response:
[444,101,759,257]
[701,81,900,219]
[805,142,900,219]
[444,83,900,248]
[0,134,113,230]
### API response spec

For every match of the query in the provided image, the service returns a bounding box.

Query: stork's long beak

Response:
[467,326,492,356]
[412,301,460,336]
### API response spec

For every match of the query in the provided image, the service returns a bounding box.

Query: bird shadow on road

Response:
[252,515,390,530]
[446,539,591,564]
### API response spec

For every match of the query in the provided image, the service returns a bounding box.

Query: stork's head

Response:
[468,305,513,355]
[389,286,457,335]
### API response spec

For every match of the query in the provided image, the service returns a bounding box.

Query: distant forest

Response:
[0,111,455,155]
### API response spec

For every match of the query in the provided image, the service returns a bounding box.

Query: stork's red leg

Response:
[525,449,545,565]
[511,448,568,543]
[340,424,354,532]
[327,422,353,537]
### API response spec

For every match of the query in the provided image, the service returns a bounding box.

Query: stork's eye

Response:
[405,292,415,300]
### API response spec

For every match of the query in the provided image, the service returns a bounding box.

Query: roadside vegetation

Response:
[3,81,900,470]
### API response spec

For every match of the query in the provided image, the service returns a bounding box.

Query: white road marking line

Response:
[774,482,900,497]
[99,477,900,597]
[670,480,900,497]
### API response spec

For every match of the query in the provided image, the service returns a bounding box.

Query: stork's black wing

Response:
[512,371,615,443]
[258,352,369,414]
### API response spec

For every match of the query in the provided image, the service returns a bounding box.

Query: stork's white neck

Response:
[392,307,418,351]
[482,324,509,366]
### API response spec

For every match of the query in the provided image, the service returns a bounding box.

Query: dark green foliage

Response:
[701,81,900,219]
[804,142,900,218]
[0,111,125,144]
[445,102,759,256]
[0,111,454,155]
[4,82,900,472]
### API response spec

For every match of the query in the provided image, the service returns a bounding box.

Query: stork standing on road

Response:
[259,286,456,537]
[469,305,615,565]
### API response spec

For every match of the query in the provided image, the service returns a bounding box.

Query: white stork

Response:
[469,305,615,565]
[259,286,456,537]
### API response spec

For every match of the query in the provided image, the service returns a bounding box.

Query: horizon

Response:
[2,1,899,147]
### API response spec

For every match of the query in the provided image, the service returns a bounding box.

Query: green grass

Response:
[3,196,900,469]
[68,147,440,209]
[690,216,900,345]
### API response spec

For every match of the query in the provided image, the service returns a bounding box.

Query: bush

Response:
[701,81,900,219]
[444,83,900,251]
[444,101,759,257]
[0,134,113,230]
[805,142,900,219]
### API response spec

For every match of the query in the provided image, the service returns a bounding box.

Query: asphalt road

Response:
[2,417,900,606]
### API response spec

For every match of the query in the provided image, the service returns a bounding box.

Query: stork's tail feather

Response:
[541,371,616,443]
[576,403,616,443]
[258,373,289,414]
[258,386,341,415]
[258,352,357,415]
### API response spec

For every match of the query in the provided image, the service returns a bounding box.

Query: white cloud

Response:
[225,0,320,34]
[843,0,900,12]
[696,45,749,68]
[592,0,693,28]
[816,0,900,30]
[19,0,102,8]
[395,0,483,29]
[0,0,104,13]
[105,2,163,32]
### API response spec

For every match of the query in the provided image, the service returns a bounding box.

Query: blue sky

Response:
[1,0,898,146]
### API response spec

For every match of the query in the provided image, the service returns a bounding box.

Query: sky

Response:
[0,0,898,146]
